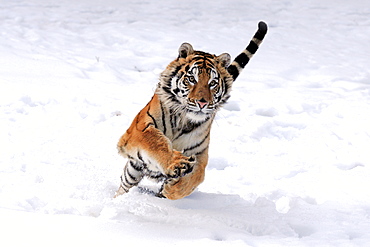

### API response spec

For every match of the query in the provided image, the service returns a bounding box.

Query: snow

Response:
[1,0,370,246]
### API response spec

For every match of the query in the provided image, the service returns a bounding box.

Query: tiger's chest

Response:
[163,113,213,156]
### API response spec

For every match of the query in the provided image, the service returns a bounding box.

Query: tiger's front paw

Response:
[166,151,196,178]
[160,176,196,200]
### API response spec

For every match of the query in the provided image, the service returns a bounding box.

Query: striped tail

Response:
[227,21,268,81]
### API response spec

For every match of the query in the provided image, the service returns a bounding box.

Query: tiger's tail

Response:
[227,21,268,81]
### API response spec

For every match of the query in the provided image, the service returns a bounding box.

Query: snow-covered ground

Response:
[1,0,370,246]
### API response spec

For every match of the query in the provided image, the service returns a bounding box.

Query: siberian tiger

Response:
[115,21,268,200]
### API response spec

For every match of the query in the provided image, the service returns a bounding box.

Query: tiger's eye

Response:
[209,80,218,87]
[188,76,195,83]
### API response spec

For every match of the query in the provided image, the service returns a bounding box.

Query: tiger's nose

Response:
[196,98,208,109]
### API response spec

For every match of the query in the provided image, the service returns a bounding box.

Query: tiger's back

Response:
[116,22,268,200]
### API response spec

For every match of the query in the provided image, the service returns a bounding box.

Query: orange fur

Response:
[118,95,194,176]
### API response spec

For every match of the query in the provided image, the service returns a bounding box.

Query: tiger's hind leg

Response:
[136,168,167,197]
[114,160,144,198]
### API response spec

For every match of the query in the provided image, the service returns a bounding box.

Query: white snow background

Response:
[1,0,370,246]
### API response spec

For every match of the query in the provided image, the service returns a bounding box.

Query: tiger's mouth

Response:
[185,106,213,122]
[186,102,215,115]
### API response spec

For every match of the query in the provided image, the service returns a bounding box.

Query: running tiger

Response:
[115,21,268,200]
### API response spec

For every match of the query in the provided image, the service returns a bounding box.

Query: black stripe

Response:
[124,172,137,186]
[160,66,182,88]
[147,109,157,128]
[184,132,209,153]
[234,52,250,68]
[162,86,181,104]
[126,167,139,182]
[176,122,197,139]
[165,65,182,80]
[194,51,213,59]
[170,111,177,130]
[176,72,184,84]
[246,41,259,54]
[193,57,213,63]
[192,56,214,65]
[192,56,204,61]
[118,179,130,192]
[195,147,208,156]
[142,123,154,132]
[254,32,264,41]
[137,151,145,164]
[160,101,167,135]
[174,118,209,141]
[193,61,204,67]
[227,65,239,81]
[130,160,143,171]
[147,172,165,179]
[121,173,136,186]
[193,60,216,69]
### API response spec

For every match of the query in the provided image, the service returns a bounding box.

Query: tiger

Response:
[115,21,268,200]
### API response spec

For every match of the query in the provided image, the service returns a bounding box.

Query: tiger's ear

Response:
[178,43,194,58]
[216,53,231,68]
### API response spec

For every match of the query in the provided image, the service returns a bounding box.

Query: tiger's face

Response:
[158,43,233,122]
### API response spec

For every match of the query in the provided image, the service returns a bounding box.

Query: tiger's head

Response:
[157,43,233,122]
